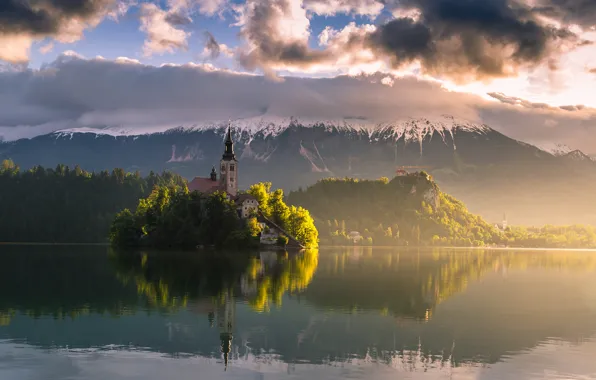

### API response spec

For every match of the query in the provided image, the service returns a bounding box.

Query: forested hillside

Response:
[0,160,185,243]
[287,174,596,248]
[287,173,500,246]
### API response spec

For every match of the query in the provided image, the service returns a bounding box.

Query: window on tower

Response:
[230,165,235,171]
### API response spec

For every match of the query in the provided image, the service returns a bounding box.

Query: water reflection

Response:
[1,245,596,378]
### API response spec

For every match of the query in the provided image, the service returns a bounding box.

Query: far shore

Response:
[2,242,596,252]
[318,245,596,252]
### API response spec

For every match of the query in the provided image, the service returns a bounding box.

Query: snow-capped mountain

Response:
[2,115,596,225]
[531,142,573,156]
[561,149,596,162]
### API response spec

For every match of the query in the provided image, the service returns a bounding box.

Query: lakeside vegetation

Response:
[110,186,262,249]
[287,175,596,249]
[0,159,185,243]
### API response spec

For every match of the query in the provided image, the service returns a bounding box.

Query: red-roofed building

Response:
[188,167,224,193]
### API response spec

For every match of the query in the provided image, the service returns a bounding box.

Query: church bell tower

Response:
[220,125,238,197]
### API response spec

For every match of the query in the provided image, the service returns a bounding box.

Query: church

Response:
[187,126,259,219]
[187,126,304,247]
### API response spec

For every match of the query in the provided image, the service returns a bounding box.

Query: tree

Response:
[0,163,186,243]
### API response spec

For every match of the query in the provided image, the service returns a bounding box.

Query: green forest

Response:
[1,157,594,249]
[110,182,318,249]
[0,159,185,243]
[286,173,596,248]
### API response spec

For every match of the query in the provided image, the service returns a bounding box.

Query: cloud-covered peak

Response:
[0,54,595,153]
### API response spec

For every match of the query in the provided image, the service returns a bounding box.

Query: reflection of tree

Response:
[0,246,139,324]
[305,248,596,320]
[109,249,319,312]
[0,310,15,326]
[243,250,319,312]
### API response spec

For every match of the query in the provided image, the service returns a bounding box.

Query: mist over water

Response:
[1,246,596,379]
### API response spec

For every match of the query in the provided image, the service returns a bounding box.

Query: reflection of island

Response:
[2,245,596,370]
[110,249,319,314]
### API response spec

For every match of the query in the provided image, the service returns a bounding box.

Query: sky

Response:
[1,0,596,151]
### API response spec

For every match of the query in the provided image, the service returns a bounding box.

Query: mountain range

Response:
[1,115,595,226]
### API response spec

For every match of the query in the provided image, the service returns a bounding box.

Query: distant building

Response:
[348,231,363,243]
[494,214,508,231]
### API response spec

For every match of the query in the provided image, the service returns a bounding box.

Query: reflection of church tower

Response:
[220,125,238,197]
[217,293,235,370]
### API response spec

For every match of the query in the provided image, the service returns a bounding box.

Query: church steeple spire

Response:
[219,121,238,197]
[222,123,235,161]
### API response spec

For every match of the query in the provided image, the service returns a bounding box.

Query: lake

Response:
[1,246,596,380]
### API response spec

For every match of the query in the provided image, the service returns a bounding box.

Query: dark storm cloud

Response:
[0,0,116,36]
[367,17,433,65]
[235,0,587,82]
[531,0,596,28]
[365,0,582,80]
[204,32,221,59]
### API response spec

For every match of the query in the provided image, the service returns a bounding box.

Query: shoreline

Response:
[2,242,596,252]
[317,245,596,252]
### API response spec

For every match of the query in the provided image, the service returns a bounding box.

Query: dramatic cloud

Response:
[231,0,591,83]
[139,2,192,56]
[204,32,222,59]
[234,0,332,78]
[0,0,131,63]
[303,0,384,16]
[531,0,596,28]
[1,54,595,152]
[487,92,591,112]
[196,0,228,16]
[203,31,233,59]
[368,0,586,81]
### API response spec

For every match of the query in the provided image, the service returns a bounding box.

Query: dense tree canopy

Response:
[286,175,499,247]
[110,186,260,249]
[0,159,185,243]
[248,182,318,248]
[287,175,596,248]
[111,182,318,249]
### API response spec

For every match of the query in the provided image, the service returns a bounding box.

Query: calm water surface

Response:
[1,246,596,379]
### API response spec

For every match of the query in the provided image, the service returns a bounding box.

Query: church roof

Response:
[188,177,224,194]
